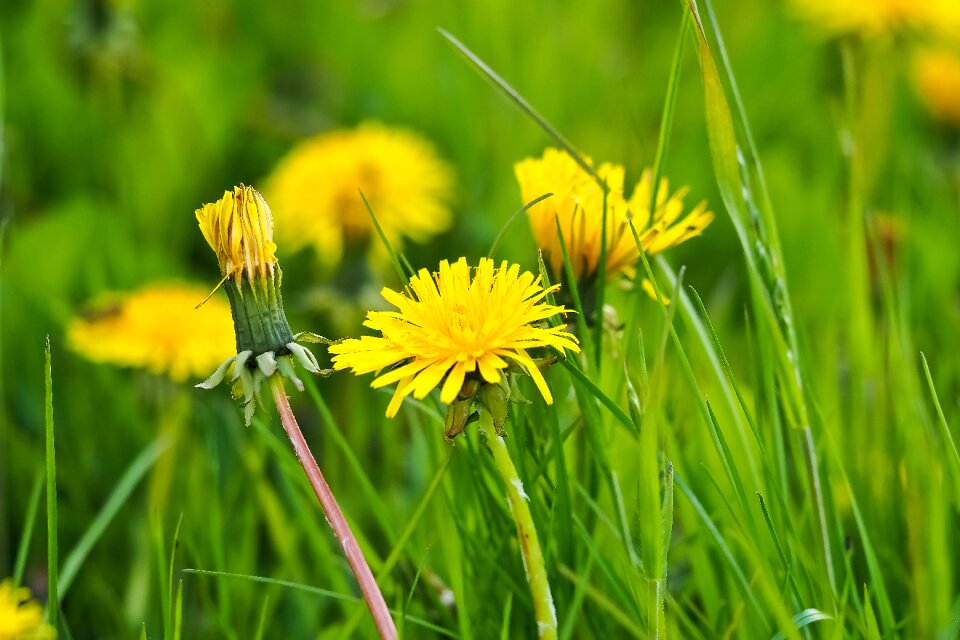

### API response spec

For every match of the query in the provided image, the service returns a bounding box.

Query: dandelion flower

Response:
[790,0,960,39]
[514,148,713,284]
[195,185,329,424]
[914,49,960,126]
[266,122,454,268]
[68,283,234,382]
[0,579,55,639]
[329,257,579,418]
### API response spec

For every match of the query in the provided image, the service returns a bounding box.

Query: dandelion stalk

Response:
[193,186,395,638]
[270,376,397,640]
[477,408,557,640]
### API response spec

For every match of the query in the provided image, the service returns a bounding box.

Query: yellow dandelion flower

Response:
[914,49,960,126]
[0,579,55,640]
[329,257,580,418]
[790,0,960,39]
[195,186,328,424]
[195,185,278,288]
[68,283,235,382]
[515,148,713,283]
[265,122,454,267]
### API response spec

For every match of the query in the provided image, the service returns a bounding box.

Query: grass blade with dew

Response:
[45,336,59,631]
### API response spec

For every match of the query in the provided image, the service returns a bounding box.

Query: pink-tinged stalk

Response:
[270,376,397,640]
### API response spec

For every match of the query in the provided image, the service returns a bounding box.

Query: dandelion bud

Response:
[195,185,330,424]
[477,379,511,434]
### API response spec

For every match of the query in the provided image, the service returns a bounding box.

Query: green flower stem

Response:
[270,376,397,640]
[477,409,557,640]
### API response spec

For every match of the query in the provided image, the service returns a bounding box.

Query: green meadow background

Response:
[2,0,959,638]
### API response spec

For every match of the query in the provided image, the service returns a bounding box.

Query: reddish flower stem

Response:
[270,376,397,640]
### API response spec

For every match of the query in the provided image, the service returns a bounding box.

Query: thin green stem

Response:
[44,336,59,631]
[269,376,397,640]
[477,409,557,640]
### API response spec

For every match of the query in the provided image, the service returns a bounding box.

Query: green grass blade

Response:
[554,214,591,353]
[437,28,596,180]
[13,472,43,586]
[182,569,458,637]
[674,471,766,626]
[173,578,183,640]
[647,10,690,216]
[920,353,960,481]
[593,189,609,369]
[168,513,185,639]
[254,596,270,640]
[557,564,644,638]
[360,188,414,282]
[757,493,803,605]
[303,376,398,540]
[487,192,553,259]
[560,360,634,434]
[45,336,59,631]
[337,453,453,638]
[59,436,171,597]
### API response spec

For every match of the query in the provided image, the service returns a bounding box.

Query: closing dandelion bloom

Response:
[67,283,234,382]
[515,148,713,284]
[266,122,454,268]
[195,186,329,424]
[790,0,960,39]
[0,579,55,639]
[329,257,579,420]
[914,49,960,126]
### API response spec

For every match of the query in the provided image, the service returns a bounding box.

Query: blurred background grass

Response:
[2,0,959,637]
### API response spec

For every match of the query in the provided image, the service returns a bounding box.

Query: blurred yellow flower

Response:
[914,49,960,126]
[195,185,278,288]
[266,122,454,267]
[515,148,713,283]
[68,283,235,382]
[0,579,55,639]
[791,0,960,39]
[329,257,579,417]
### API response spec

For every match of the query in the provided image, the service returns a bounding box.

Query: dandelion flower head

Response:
[914,48,960,126]
[68,283,235,382]
[0,579,55,639]
[329,257,580,417]
[195,185,277,287]
[790,0,960,39]
[266,122,454,268]
[515,148,713,283]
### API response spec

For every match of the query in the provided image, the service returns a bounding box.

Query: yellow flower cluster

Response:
[68,284,235,382]
[330,258,579,417]
[791,0,960,40]
[266,122,454,268]
[0,579,55,640]
[515,148,713,283]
